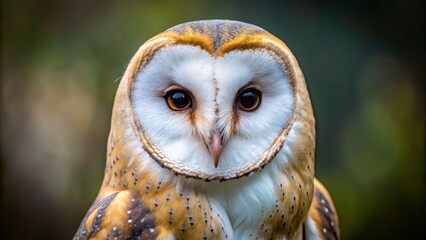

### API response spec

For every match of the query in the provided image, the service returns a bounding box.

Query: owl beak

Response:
[209,131,223,168]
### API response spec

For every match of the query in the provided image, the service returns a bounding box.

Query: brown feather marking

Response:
[165,20,268,54]
[73,191,158,240]
[314,187,339,239]
[73,191,119,240]
[126,197,157,239]
[307,179,340,240]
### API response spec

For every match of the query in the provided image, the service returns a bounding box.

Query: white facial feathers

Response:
[131,45,293,179]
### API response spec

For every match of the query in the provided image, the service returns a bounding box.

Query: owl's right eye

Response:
[165,90,193,111]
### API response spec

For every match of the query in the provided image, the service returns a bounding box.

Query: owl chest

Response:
[151,193,272,239]
[208,190,306,240]
[154,182,308,239]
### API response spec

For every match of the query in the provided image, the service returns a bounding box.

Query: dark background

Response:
[1,0,424,239]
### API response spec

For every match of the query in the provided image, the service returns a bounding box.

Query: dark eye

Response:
[236,88,262,112]
[165,89,193,111]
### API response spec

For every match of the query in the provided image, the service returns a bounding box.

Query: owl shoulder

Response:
[73,190,157,240]
[304,178,340,240]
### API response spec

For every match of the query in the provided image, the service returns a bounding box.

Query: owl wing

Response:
[73,190,158,240]
[304,178,340,240]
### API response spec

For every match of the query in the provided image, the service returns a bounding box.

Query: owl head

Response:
[110,20,314,182]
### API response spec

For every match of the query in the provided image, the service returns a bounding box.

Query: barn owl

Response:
[74,20,339,240]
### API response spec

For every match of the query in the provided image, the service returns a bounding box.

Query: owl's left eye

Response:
[236,88,262,112]
[165,89,193,111]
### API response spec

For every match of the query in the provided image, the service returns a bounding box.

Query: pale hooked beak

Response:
[208,130,223,168]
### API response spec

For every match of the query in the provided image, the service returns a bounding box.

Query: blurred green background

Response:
[1,0,424,239]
